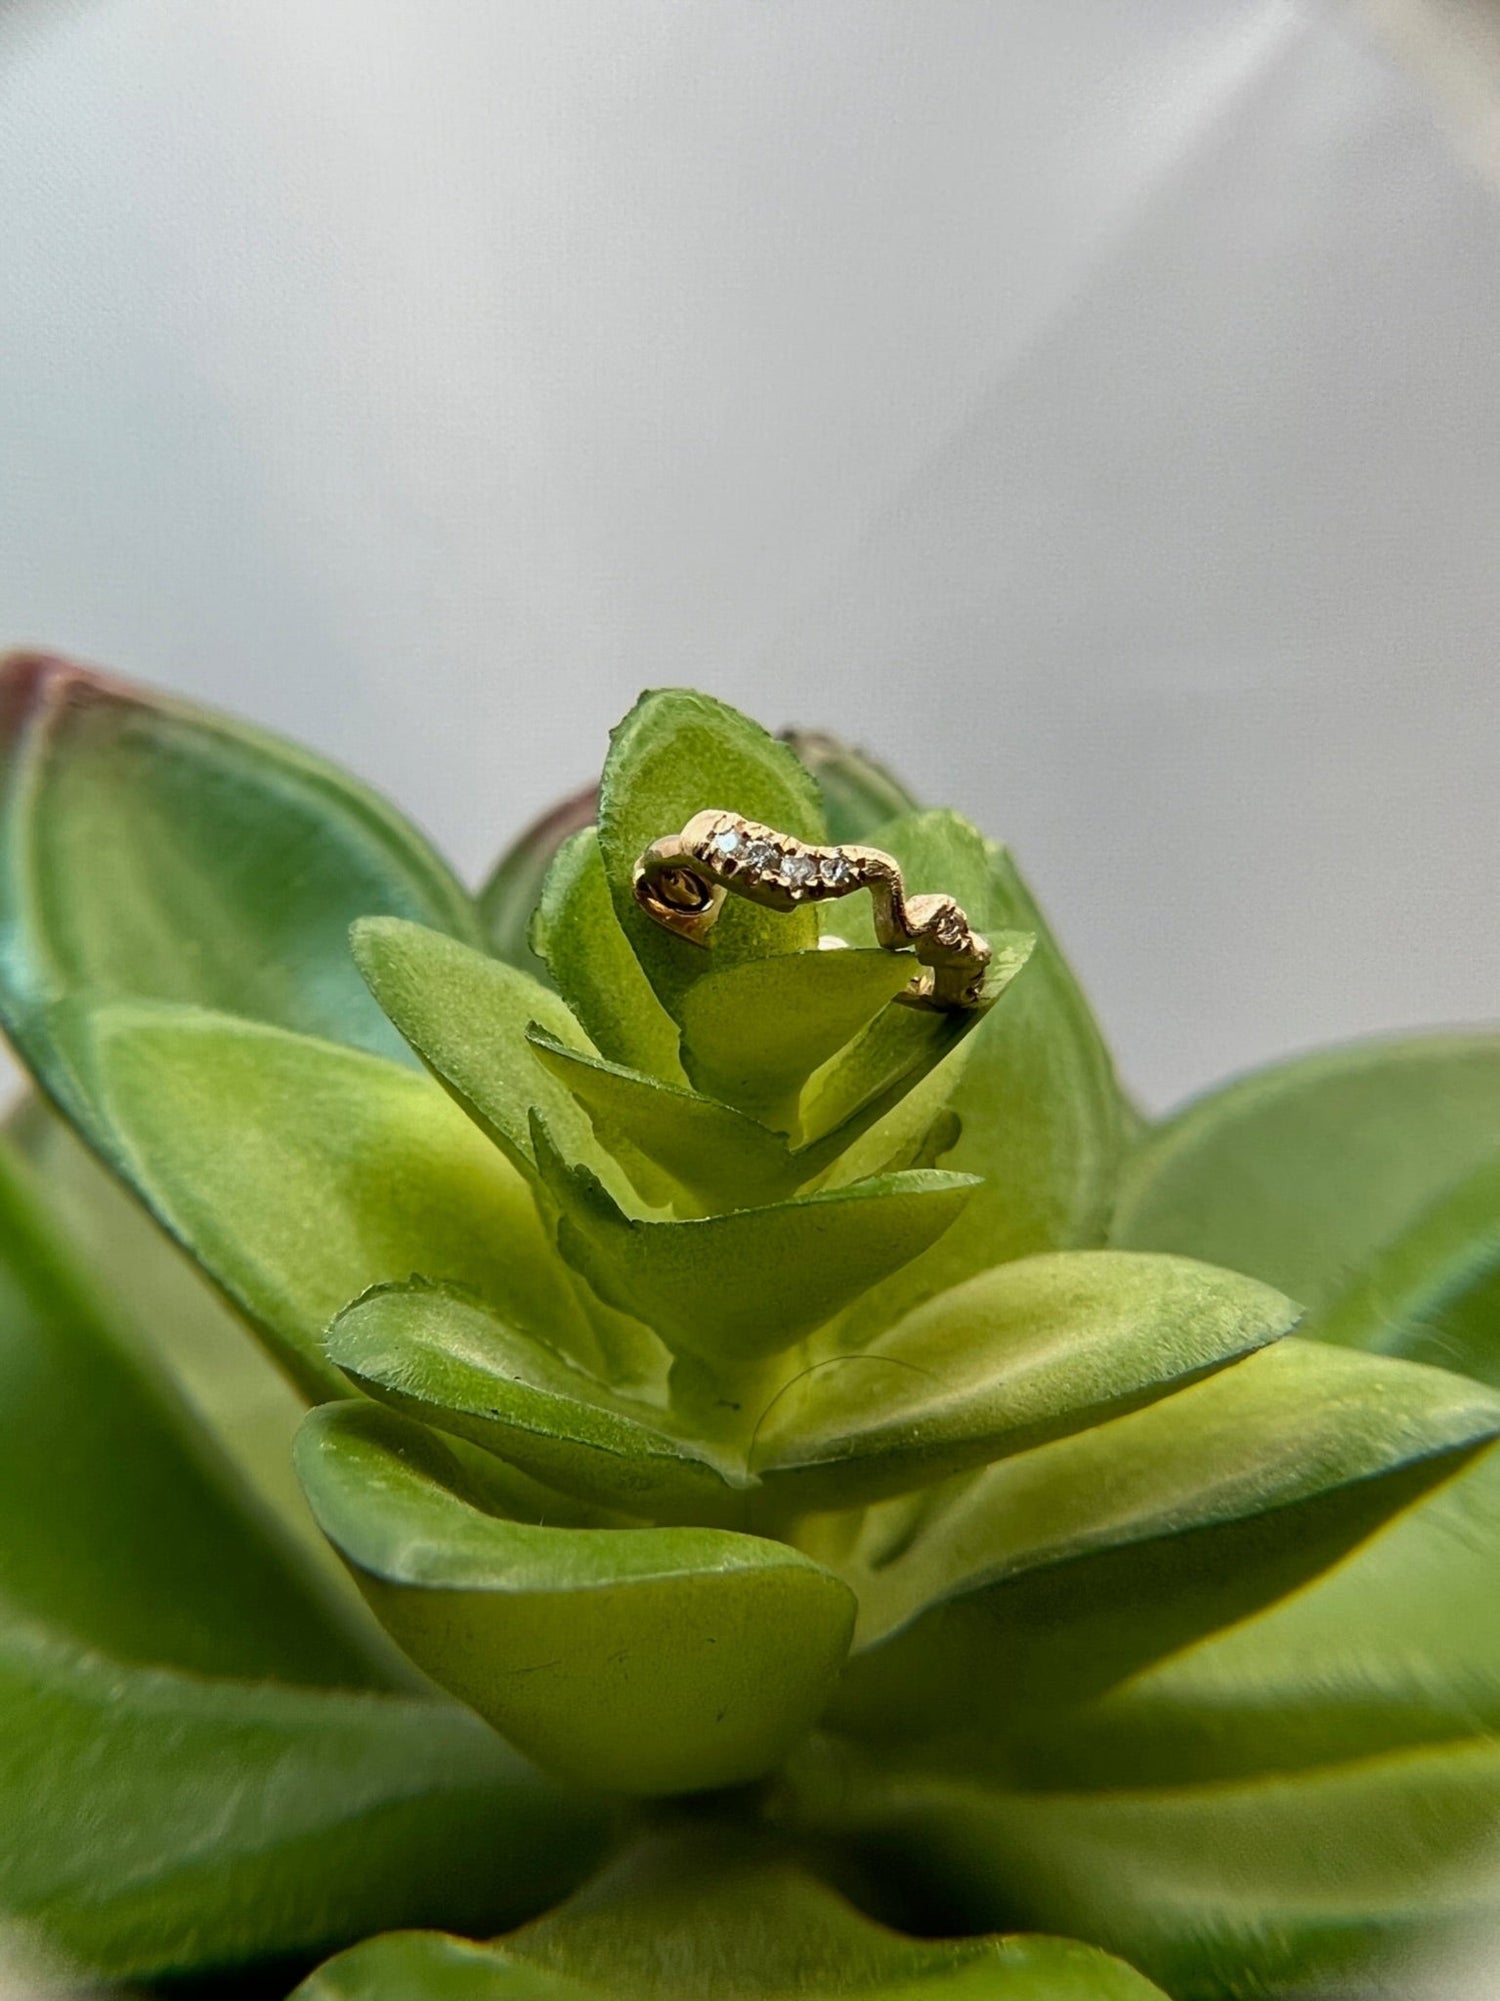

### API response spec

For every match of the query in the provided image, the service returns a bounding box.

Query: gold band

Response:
[632,810,991,1012]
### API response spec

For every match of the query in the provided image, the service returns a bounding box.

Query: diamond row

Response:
[697,819,861,899]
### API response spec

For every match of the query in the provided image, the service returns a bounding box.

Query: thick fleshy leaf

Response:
[1308,1151,1500,1379]
[753,1253,1300,1514]
[14,1643,604,1985]
[0,1132,382,1688]
[6,1090,327,1561]
[533,828,685,1081]
[1112,1032,1500,1313]
[797,933,1034,1156]
[327,1282,743,1524]
[528,1029,815,1212]
[833,818,1125,1344]
[1016,1443,1500,1789]
[351,917,598,1178]
[678,950,917,1127]
[597,690,825,1021]
[528,1020,989,1216]
[48,1000,596,1395]
[834,1341,1500,1731]
[790,1734,1500,2001]
[815,810,993,956]
[785,726,923,845]
[922,828,1125,1260]
[533,1116,978,1370]
[479,782,598,981]
[0,1128,601,1982]
[297,1402,856,1795]
[1015,1239,1500,1789]
[0,654,480,1095]
[350,922,665,1381]
[296,1825,1166,1999]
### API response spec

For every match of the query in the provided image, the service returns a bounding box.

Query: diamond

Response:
[782,852,818,891]
[819,851,856,891]
[744,839,780,874]
[709,826,745,861]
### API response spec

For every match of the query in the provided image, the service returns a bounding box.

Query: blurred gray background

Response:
[2,0,1497,1112]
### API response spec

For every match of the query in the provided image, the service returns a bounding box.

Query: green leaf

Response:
[834,1340,1500,1732]
[50,1000,597,1395]
[295,1825,1167,1998]
[1308,1150,1500,1379]
[533,1116,978,1371]
[784,726,923,845]
[0,1131,380,1688]
[816,810,994,955]
[926,836,1125,1259]
[832,822,1126,1345]
[677,949,918,1127]
[0,1127,601,1982]
[797,934,1034,1152]
[12,1642,604,1986]
[1015,1442,1500,1788]
[790,1732,1500,2001]
[1112,1031,1500,1313]
[351,916,598,1178]
[532,828,686,1082]
[597,690,825,1022]
[527,1015,998,1217]
[753,1252,1300,1514]
[327,1282,743,1524]
[296,1402,856,1795]
[6,1090,328,1565]
[0,654,480,1098]
[794,1340,1500,2000]
[527,1029,817,1213]
[480,782,598,980]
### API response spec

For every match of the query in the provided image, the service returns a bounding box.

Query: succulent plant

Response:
[1,654,1498,2000]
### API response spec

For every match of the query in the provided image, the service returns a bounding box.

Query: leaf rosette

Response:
[0,654,1495,1999]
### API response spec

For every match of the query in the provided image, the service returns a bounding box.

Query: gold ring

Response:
[632,810,992,1012]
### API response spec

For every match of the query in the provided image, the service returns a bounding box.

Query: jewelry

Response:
[632,810,991,1011]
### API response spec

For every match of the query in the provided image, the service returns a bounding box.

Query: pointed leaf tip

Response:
[532,1112,979,1368]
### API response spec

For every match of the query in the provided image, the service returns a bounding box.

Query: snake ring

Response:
[632,810,991,1012]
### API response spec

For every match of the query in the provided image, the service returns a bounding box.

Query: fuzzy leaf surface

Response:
[1112,1032,1500,1312]
[327,1282,741,1524]
[295,1826,1165,1998]
[796,934,1032,1157]
[0,654,478,1094]
[833,817,1125,1342]
[678,950,917,1126]
[753,1252,1300,1513]
[836,1341,1500,1725]
[352,917,599,1177]
[532,828,685,1081]
[297,1403,855,1795]
[527,1029,817,1211]
[1018,1442,1500,1788]
[0,1131,600,1981]
[795,1734,1500,2001]
[528,1017,994,1216]
[534,1118,977,1368]
[6,1092,327,1561]
[1306,1150,1500,1380]
[597,689,824,1023]
[50,1001,593,1395]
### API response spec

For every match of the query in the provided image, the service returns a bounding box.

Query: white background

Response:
[2,0,1497,1110]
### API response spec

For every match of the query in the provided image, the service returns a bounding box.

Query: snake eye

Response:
[651,866,714,915]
